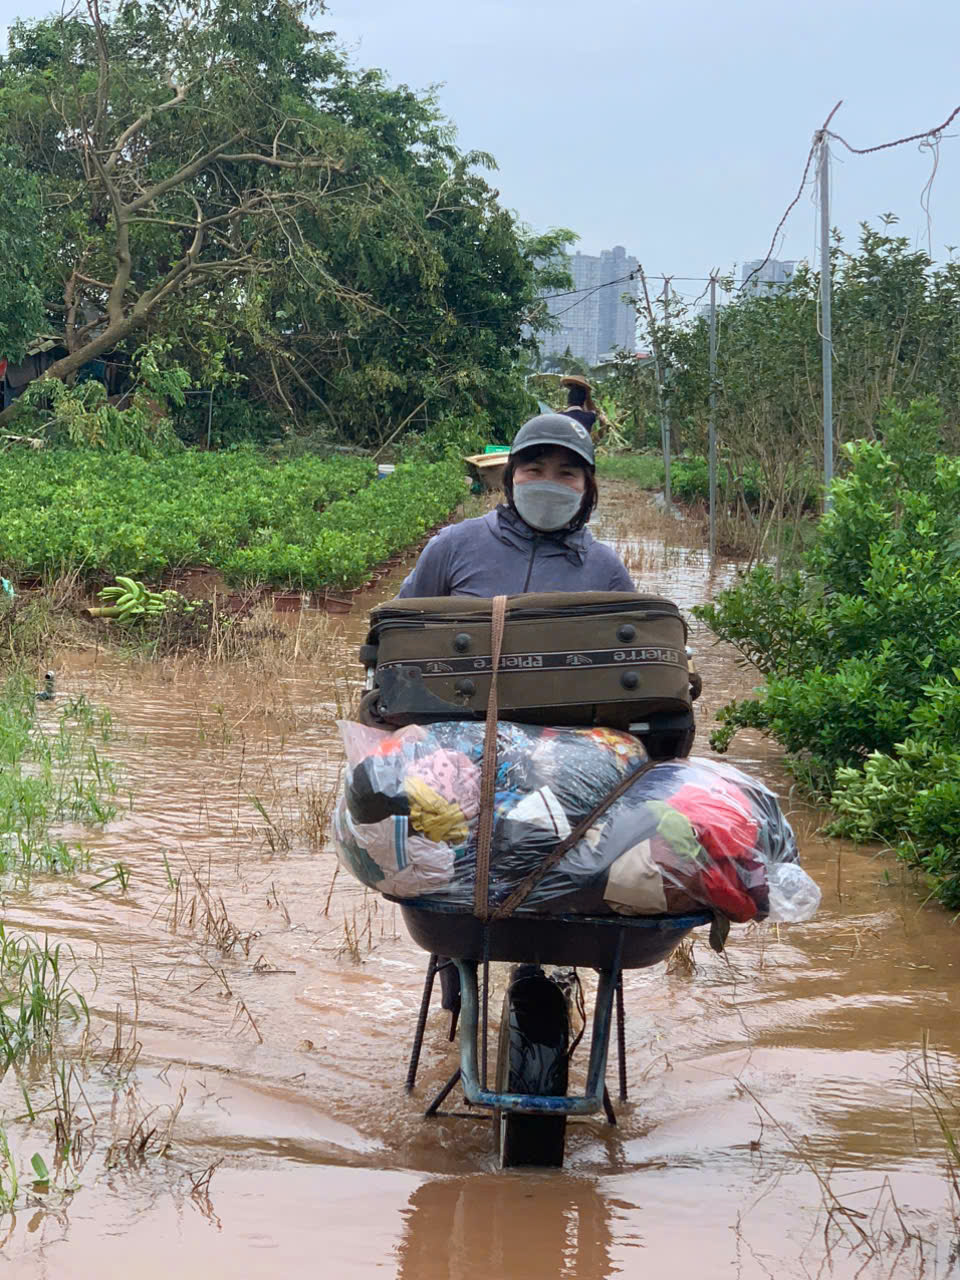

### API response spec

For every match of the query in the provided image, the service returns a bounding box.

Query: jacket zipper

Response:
[522,536,540,593]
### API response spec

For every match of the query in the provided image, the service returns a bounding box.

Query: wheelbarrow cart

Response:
[399,900,711,1167]
[357,591,708,1167]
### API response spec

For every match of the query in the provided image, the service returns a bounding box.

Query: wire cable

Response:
[919,135,941,257]
[826,106,960,156]
[548,272,638,319]
[540,272,636,303]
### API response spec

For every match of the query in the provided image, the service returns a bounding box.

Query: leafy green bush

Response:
[671,457,712,503]
[401,416,489,464]
[697,398,960,907]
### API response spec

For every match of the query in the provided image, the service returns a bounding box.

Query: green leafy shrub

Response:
[402,416,488,464]
[14,339,195,455]
[697,397,960,907]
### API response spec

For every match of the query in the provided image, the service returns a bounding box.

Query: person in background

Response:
[558,374,609,436]
[396,413,633,599]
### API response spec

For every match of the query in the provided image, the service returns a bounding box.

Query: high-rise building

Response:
[539,246,639,366]
[740,258,796,297]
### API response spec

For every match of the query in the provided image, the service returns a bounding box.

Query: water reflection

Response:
[395,1174,620,1280]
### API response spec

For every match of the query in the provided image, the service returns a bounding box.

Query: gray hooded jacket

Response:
[396,505,634,598]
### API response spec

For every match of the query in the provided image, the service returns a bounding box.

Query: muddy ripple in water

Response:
[3,484,959,1279]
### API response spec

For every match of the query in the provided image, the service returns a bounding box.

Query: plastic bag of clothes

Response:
[332,720,820,923]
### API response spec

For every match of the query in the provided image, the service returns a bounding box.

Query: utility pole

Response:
[639,268,670,510]
[661,278,672,511]
[708,275,718,560]
[819,134,834,510]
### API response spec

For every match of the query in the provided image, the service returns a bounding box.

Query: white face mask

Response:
[513,481,583,532]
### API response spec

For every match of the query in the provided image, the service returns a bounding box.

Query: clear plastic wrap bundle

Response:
[332,720,820,923]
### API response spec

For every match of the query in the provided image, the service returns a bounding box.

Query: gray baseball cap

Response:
[509,414,595,468]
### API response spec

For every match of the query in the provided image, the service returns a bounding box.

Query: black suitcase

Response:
[359,592,698,758]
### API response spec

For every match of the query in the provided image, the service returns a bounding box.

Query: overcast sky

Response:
[4,0,959,299]
[328,0,960,298]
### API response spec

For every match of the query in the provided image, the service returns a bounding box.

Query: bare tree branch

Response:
[126,135,243,213]
[277,352,339,431]
[88,0,110,145]
[220,152,343,171]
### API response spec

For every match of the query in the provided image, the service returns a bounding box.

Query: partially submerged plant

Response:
[0,928,88,1067]
[0,676,119,885]
[105,1083,186,1168]
[0,1131,19,1215]
[164,853,256,958]
[905,1034,960,1207]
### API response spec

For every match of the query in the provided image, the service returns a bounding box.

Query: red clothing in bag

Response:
[665,779,760,921]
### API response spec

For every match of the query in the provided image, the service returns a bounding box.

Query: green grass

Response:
[599,452,807,512]
[0,1130,18,1213]
[597,453,665,488]
[0,674,119,885]
[0,672,123,1214]
[0,928,91,1213]
[0,927,88,1067]
[597,452,718,501]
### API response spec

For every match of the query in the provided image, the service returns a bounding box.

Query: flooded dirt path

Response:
[4,483,959,1278]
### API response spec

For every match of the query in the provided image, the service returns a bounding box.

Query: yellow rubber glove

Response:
[405,776,469,844]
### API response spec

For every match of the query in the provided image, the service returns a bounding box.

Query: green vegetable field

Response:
[0,448,465,590]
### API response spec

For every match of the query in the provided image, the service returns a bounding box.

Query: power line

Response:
[343,98,960,346]
[539,272,635,303]
[415,271,638,327]
[440,103,960,359]
[739,101,960,297]
[826,105,960,156]
[537,106,960,316]
[549,273,637,319]
[451,272,729,328]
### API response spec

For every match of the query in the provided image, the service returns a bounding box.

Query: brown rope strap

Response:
[473,594,507,921]
[492,755,661,920]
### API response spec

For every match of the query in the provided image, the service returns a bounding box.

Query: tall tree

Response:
[0,0,572,439]
[0,147,45,365]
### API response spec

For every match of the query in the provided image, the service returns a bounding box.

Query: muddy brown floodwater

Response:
[3,483,959,1279]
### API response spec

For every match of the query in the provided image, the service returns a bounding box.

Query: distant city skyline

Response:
[539,247,639,367]
[539,250,804,366]
[740,258,797,297]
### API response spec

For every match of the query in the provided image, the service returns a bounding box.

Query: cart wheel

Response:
[495,966,570,1169]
